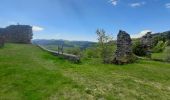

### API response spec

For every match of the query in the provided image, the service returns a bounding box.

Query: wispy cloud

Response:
[131,30,152,38]
[130,2,146,8]
[109,0,118,6]
[32,26,44,32]
[165,3,170,8]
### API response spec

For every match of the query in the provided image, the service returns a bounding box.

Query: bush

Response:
[152,35,166,47]
[165,47,170,62]
[65,47,82,56]
[133,41,146,56]
[100,44,115,63]
[167,40,170,46]
[152,41,167,53]
[96,29,115,63]
[83,47,100,58]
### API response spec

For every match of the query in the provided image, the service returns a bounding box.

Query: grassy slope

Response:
[0,44,170,100]
[152,46,170,61]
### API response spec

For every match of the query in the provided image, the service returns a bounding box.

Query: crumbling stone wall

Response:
[140,32,153,58]
[4,25,33,43]
[0,35,4,48]
[113,30,136,64]
[0,25,33,44]
[0,29,5,47]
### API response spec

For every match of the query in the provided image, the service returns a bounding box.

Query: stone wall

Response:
[0,28,5,47]
[37,45,80,63]
[140,32,153,58]
[0,34,4,47]
[0,25,33,44]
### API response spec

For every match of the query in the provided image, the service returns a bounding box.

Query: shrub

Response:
[152,41,168,53]
[152,35,166,47]
[133,40,146,56]
[83,47,100,58]
[164,47,170,62]
[96,29,114,63]
[65,47,82,56]
[167,40,170,46]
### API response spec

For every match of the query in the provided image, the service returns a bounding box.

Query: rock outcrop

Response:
[140,32,153,58]
[113,30,136,64]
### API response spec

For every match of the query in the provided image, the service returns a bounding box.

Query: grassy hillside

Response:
[152,46,170,61]
[0,44,170,100]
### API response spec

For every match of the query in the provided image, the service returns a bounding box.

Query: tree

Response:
[96,29,114,63]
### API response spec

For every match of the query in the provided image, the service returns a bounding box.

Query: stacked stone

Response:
[0,28,5,47]
[0,35,4,48]
[140,32,152,58]
[113,30,136,64]
[3,25,33,44]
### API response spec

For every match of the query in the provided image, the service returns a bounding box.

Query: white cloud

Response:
[165,3,170,8]
[32,26,44,32]
[131,30,152,38]
[109,0,118,6]
[130,2,145,7]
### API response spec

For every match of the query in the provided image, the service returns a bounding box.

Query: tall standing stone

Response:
[140,32,152,58]
[113,30,136,64]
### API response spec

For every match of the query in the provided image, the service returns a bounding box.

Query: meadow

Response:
[0,44,170,100]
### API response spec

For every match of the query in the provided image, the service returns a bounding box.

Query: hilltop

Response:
[0,43,170,100]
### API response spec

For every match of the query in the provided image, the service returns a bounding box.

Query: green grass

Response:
[152,52,166,60]
[0,44,170,100]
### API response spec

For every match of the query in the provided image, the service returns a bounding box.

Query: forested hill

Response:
[153,31,170,39]
[32,39,96,50]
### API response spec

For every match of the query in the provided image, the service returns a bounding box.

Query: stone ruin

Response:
[0,29,5,47]
[140,32,153,58]
[113,30,136,64]
[0,25,33,44]
[0,34,4,48]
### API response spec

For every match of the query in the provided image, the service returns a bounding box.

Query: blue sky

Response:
[0,0,170,41]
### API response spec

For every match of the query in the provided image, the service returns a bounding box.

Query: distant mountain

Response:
[32,39,97,50]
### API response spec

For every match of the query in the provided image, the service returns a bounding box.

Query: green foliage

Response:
[163,31,170,40]
[96,29,114,63]
[167,40,170,46]
[152,46,170,62]
[152,35,166,47]
[83,47,100,58]
[65,47,82,56]
[164,47,170,62]
[152,41,167,53]
[133,40,146,56]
